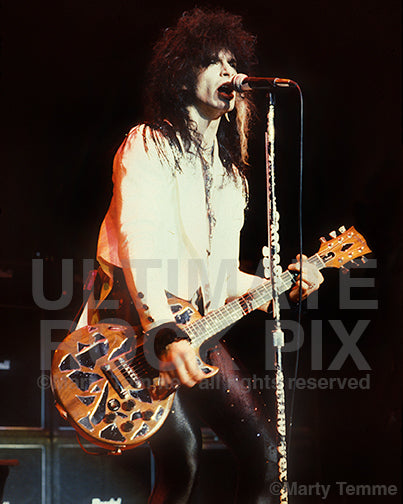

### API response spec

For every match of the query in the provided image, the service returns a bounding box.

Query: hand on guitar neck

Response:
[240,253,323,314]
[287,254,324,303]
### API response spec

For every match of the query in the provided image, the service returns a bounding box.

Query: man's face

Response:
[192,49,238,120]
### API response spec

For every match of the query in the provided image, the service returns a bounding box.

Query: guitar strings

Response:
[117,254,324,382]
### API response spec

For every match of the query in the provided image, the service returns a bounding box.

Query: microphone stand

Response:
[263,91,289,503]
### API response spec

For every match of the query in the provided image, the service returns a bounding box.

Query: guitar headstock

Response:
[317,226,371,269]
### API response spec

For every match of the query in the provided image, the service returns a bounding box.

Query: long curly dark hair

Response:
[144,7,257,174]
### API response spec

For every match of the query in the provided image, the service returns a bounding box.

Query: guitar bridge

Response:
[116,357,143,389]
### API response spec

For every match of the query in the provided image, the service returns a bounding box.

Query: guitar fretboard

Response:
[185,254,325,348]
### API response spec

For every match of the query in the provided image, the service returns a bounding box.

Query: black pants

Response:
[148,342,279,504]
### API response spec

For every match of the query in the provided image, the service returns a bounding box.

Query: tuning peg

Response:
[329,231,337,239]
[361,256,368,264]
[338,225,346,233]
[320,236,327,243]
[341,266,349,275]
[350,260,359,267]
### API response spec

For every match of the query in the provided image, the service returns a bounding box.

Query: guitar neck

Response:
[185,254,325,349]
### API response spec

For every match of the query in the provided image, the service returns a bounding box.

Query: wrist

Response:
[148,322,191,357]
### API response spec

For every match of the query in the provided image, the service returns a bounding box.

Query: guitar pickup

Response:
[100,364,128,399]
[174,308,193,325]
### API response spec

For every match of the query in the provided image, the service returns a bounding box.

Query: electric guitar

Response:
[51,226,371,453]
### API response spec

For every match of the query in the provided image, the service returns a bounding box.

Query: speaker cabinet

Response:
[52,437,151,504]
[0,307,44,429]
[0,437,49,504]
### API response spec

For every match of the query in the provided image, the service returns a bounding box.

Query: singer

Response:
[85,7,323,503]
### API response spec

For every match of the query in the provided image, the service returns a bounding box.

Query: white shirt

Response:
[97,124,261,330]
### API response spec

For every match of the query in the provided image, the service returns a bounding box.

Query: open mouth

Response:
[217,83,234,100]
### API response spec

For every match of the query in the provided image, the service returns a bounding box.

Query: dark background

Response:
[1,0,402,502]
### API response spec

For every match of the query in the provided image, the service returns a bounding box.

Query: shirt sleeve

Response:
[113,125,177,330]
[224,171,267,298]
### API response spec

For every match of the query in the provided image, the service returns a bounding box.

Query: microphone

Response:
[231,73,297,92]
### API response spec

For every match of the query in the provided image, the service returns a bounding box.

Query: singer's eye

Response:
[229,59,237,70]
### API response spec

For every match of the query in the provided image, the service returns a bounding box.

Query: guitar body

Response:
[51,296,217,452]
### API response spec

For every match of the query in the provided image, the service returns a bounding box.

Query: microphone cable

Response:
[287,82,304,453]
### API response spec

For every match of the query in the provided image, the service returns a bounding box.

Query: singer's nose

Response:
[221,59,236,77]
[221,66,236,79]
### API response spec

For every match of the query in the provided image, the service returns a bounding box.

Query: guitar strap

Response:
[76,260,117,329]
[75,275,101,330]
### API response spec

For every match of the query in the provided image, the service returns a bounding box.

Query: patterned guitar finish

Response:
[51,226,371,452]
[51,295,215,453]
